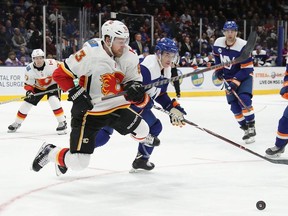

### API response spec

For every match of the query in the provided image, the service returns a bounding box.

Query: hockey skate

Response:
[142,134,160,147]
[31,142,55,172]
[7,122,21,133]
[55,164,68,176]
[265,146,285,158]
[56,121,67,135]
[240,122,256,144]
[129,153,155,173]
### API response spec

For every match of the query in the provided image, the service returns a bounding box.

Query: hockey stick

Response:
[101,31,257,101]
[0,88,62,105]
[153,104,288,166]
[222,78,251,111]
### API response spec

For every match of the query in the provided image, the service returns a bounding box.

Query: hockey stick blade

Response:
[153,105,288,166]
[0,88,62,105]
[101,31,258,101]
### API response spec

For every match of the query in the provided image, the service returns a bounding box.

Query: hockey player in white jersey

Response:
[8,49,67,135]
[31,20,157,175]
[93,38,187,172]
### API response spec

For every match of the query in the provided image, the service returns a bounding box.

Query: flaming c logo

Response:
[100,72,125,95]
[37,77,52,86]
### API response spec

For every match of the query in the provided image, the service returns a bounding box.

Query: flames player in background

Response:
[7,49,67,135]
[266,58,288,157]
[94,38,187,172]
[213,21,256,144]
[31,20,159,175]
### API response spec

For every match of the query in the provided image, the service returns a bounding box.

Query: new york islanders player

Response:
[213,21,256,144]
[266,58,288,157]
[94,38,187,172]
[7,49,67,135]
[31,20,158,175]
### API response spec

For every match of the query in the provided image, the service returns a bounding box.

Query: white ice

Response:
[0,94,288,216]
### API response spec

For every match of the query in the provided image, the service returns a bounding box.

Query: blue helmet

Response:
[223,21,238,31]
[155,38,178,53]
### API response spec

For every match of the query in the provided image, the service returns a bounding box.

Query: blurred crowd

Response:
[0,0,288,67]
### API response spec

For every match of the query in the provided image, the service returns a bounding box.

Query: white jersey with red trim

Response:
[25,59,59,90]
[63,38,141,114]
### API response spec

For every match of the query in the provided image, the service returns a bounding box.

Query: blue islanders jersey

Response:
[213,37,254,81]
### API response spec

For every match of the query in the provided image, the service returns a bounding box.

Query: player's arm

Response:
[53,47,90,92]
[53,62,75,92]
[212,49,224,79]
[23,65,36,99]
[53,48,93,116]
[234,55,254,81]
[280,61,288,99]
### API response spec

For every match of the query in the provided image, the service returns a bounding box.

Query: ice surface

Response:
[0,94,288,216]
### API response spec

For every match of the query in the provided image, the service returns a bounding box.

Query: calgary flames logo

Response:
[37,76,52,87]
[100,72,125,95]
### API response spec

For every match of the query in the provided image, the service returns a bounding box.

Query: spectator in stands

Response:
[5,51,22,66]
[282,41,288,66]
[17,18,28,41]
[203,52,215,67]
[12,28,27,50]
[179,36,194,57]
[4,20,13,46]
[28,30,42,50]
[180,9,192,30]
[130,33,144,55]
[16,46,31,62]
[252,45,269,67]
[179,52,192,67]
[46,36,57,59]
[191,53,205,68]
[0,26,12,63]
[19,55,28,66]
[139,46,149,63]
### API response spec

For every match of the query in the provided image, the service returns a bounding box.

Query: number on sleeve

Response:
[75,50,86,62]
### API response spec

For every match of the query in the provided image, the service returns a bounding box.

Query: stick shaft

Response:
[153,105,288,165]
[101,31,257,101]
[222,79,251,111]
[0,88,61,105]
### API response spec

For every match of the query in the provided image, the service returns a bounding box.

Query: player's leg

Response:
[227,77,255,144]
[31,114,103,175]
[94,126,114,148]
[8,92,43,133]
[132,112,162,171]
[237,77,256,142]
[111,108,155,146]
[266,106,288,157]
[47,85,67,134]
[238,92,256,142]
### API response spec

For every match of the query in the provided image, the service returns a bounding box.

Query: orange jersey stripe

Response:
[241,61,253,68]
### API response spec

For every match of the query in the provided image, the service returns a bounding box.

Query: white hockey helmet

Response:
[101,20,129,45]
[31,49,45,59]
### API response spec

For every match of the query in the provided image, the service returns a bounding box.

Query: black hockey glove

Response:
[26,90,35,101]
[123,81,145,103]
[68,85,93,116]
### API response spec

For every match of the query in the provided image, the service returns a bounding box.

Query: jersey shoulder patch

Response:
[86,39,99,47]
[26,65,31,71]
